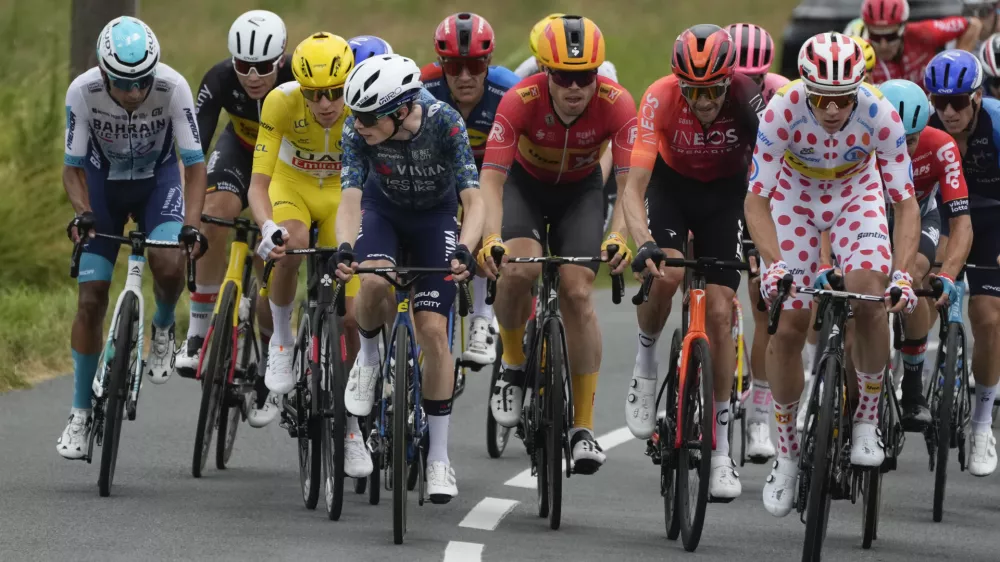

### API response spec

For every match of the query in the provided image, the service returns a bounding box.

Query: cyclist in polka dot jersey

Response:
[744,32,921,518]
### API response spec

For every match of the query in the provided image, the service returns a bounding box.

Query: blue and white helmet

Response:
[344,54,422,114]
[348,35,393,64]
[96,16,160,79]
[925,49,983,95]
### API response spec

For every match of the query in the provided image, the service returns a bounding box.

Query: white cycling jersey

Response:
[64,64,204,181]
[512,56,618,82]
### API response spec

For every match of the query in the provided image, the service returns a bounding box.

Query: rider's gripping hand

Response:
[477,234,507,280]
[601,231,632,275]
[179,224,208,259]
[930,272,958,308]
[761,260,790,305]
[450,244,476,282]
[335,242,356,283]
[885,270,917,314]
[813,264,836,289]
[257,220,289,261]
[630,241,665,278]
[66,212,96,243]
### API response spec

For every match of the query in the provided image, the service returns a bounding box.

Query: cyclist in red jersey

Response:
[860,0,982,87]
[478,15,636,475]
[622,24,765,501]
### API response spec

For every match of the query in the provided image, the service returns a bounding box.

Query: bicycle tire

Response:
[544,320,565,530]
[368,377,382,506]
[802,356,839,562]
[98,291,138,497]
[677,337,713,552]
[193,283,234,477]
[486,336,511,459]
[862,380,889,548]
[219,279,260,469]
[294,311,321,510]
[663,328,683,540]
[933,322,961,522]
[393,327,409,545]
[325,311,348,521]
[355,405,368,494]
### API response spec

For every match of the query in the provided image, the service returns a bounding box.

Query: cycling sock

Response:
[901,337,928,398]
[152,297,176,329]
[774,400,800,459]
[472,276,494,323]
[425,398,453,464]
[572,372,599,431]
[358,325,381,366]
[714,400,730,457]
[803,341,818,373]
[855,370,883,424]
[269,302,294,347]
[635,328,660,377]
[71,349,100,410]
[750,380,772,424]
[499,325,526,366]
[186,284,220,340]
[346,414,362,439]
[973,382,998,433]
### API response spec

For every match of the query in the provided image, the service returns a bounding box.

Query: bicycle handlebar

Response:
[200,214,260,232]
[353,266,472,317]
[484,244,625,306]
[632,256,751,306]
[69,231,197,292]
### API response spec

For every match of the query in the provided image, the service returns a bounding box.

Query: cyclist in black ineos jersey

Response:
[176,10,293,429]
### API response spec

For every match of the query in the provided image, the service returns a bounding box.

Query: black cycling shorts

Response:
[501,162,605,273]
[887,205,941,268]
[645,157,745,291]
[966,208,1000,297]
[206,130,253,208]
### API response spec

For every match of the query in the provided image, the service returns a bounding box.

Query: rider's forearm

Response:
[458,189,485,250]
[942,215,973,280]
[607,170,629,236]
[336,188,363,248]
[480,169,505,239]
[62,165,91,215]
[247,173,274,227]
[957,19,983,51]
[183,162,207,227]
[745,194,782,265]
[891,197,920,274]
[599,148,613,185]
[622,167,653,245]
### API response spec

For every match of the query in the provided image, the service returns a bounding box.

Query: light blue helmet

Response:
[924,49,983,95]
[96,16,160,79]
[348,35,393,64]
[880,79,930,134]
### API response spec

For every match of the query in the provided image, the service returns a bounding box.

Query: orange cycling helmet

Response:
[535,15,605,71]
[672,24,736,85]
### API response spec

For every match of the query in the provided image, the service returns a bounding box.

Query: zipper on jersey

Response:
[555,127,570,184]
[321,127,329,188]
[404,144,415,208]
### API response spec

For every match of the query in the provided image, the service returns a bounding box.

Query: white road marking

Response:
[504,426,637,489]
[444,541,483,562]
[458,497,519,530]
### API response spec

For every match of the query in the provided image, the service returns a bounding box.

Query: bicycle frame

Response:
[381,291,425,464]
[732,296,748,401]
[676,279,710,450]
[92,251,146,405]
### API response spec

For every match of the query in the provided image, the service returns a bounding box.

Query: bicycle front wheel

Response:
[486,335,511,459]
[862,378,889,548]
[324,312,348,521]
[544,320,565,530]
[663,328,683,540]
[193,283,235,477]
[677,337,713,552]
[393,327,410,545]
[98,291,139,497]
[933,322,963,522]
[294,310,321,510]
[803,356,839,562]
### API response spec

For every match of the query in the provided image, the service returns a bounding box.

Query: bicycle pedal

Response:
[708,495,736,504]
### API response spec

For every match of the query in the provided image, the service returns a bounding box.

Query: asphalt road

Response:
[1,287,997,562]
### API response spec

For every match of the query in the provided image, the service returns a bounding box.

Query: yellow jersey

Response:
[252,81,349,190]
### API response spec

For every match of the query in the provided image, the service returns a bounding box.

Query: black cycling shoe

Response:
[900,391,932,432]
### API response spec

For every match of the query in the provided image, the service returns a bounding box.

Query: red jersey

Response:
[482,73,637,184]
[631,73,765,182]
[871,18,970,89]
[910,125,970,217]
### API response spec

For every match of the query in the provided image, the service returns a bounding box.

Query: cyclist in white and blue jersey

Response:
[58,17,207,459]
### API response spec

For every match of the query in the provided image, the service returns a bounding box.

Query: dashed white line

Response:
[459,497,520,530]
[444,541,483,562]
[504,426,637,489]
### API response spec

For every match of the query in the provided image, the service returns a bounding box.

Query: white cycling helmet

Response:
[96,16,159,79]
[798,32,867,94]
[345,54,423,114]
[228,10,286,62]
[980,33,1000,78]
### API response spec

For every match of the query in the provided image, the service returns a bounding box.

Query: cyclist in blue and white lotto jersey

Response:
[348,35,394,63]
[746,32,920,516]
[420,12,519,367]
[926,49,1000,476]
[336,54,484,503]
[58,17,207,459]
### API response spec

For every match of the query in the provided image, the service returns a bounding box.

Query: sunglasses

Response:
[548,68,599,88]
[439,56,489,76]
[679,82,729,101]
[930,94,974,111]
[106,73,155,91]
[232,57,280,77]
[868,29,903,43]
[353,108,397,128]
[808,92,856,110]
[300,86,344,103]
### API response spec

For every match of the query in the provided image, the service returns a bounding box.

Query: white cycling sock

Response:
[714,400,730,457]
[973,383,998,433]
[635,328,660,377]
[187,284,220,340]
[472,276,494,323]
[427,413,451,465]
[750,379,772,424]
[774,400,800,459]
[358,330,380,367]
[269,302,294,347]
[346,415,362,438]
[855,370,883,424]
[803,341,818,373]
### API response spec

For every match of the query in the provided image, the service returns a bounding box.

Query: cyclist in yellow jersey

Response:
[247,32,370,478]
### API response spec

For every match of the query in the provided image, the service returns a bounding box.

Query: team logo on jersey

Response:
[488,121,505,143]
[544,113,555,126]
[597,83,621,103]
[749,157,759,181]
[517,85,540,103]
[152,108,162,117]
[844,146,868,162]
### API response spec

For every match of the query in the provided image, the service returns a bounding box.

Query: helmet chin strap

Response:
[388,101,416,139]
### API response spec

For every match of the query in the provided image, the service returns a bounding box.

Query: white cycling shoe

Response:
[763,457,798,517]
[265,341,295,395]
[570,428,607,474]
[174,336,202,378]
[248,393,280,428]
[850,422,885,467]
[462,315,497,365]
[56,409,92,460]
[709,456,742,500]
[490,367,524,428]
[625,363,658,439]
[146,324,176,384]
[427,461,458,504]
[345,358,379,417]
[345,431,374,478]
[969,429,998,477]
[746,422,777,462]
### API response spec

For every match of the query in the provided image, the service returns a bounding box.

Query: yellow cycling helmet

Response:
[292,32,354,89]
[529,13,565,58]
[851,35,876,73]
[535,15,605,72]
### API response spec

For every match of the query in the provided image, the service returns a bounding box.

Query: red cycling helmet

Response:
[672,24,736,85]
[726,23,775,75]
[434,12,495,58]
[861,0,910,27]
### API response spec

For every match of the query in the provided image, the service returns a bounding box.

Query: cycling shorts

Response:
[645,157,745,291]
[206,130,252,209]
[79,159,184,284]
[887,205,941,268]
[966,208,1000,297]
[501,162,604,273]
[354,198,460,316]
[269,177,359,297]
